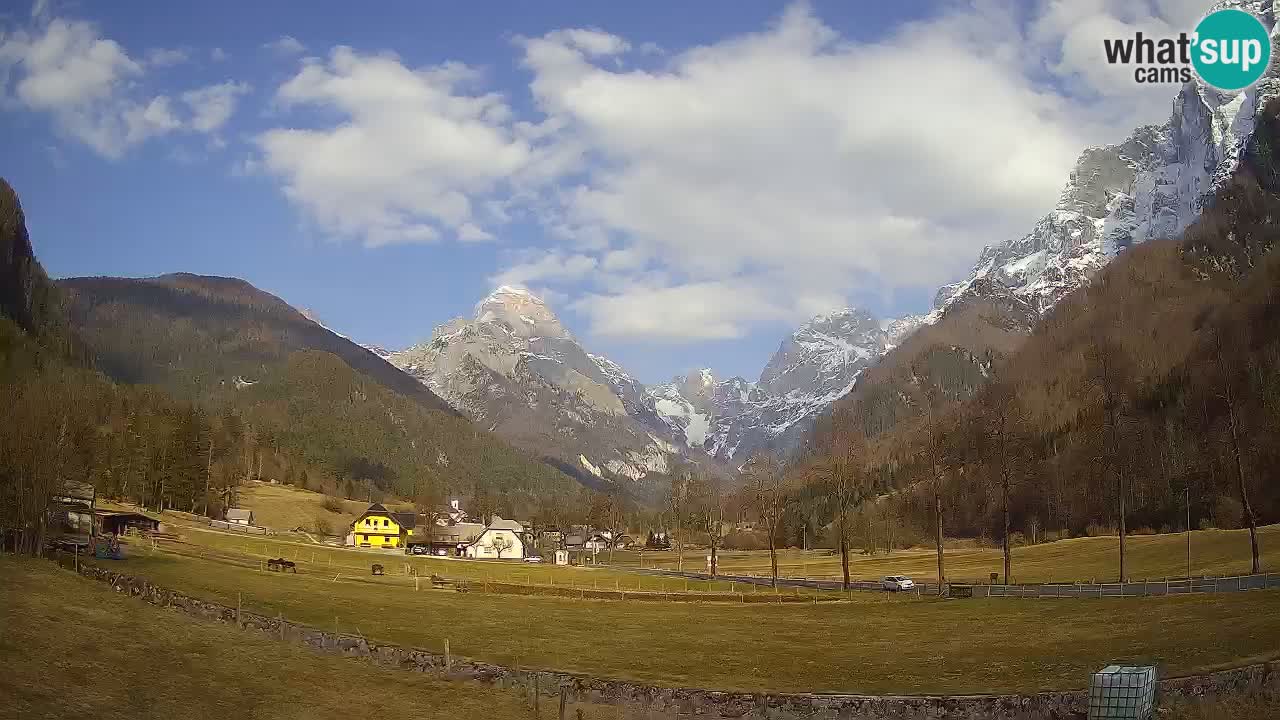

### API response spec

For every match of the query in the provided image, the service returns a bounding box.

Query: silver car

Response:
[882,575,915,591]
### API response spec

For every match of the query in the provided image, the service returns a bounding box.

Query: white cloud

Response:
[145,47,187,67]
[491,250,597,287]
[503,1,1211,341]
[569,282,788,342]
[254,47,532,246]
[0,15,255,157]
[211,47,228,62]
[457,222,495,242]
[123,95,180,143]
[264,35,306,55]
[182,80,250,133]
[0,17,162,157]
[0,18,140,110]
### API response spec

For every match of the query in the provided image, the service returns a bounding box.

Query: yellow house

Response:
[350,503,417,549]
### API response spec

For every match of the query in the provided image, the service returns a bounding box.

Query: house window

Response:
[382,519,388,527]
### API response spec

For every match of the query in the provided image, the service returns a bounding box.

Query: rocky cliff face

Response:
[386,287,682,482]
[698,310,890,461]
[930,19,1280,319]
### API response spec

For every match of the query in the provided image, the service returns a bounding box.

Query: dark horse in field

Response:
[267,558,296,572]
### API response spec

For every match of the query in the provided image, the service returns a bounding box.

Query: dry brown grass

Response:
[0,554,532,720]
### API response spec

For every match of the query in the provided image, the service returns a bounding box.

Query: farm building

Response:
[95,510,161,536]
[350,503,417,549]
[225,508,254,526]
[464,516,525,559]
[47,481,96,547]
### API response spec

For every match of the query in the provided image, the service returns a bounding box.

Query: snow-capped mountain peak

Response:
[473,285,568,340]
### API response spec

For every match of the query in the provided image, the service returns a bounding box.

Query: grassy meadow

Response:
[614,524,1280,584]
[0,555,533,720]
[158,527,787,595]
[91,542,1280,695]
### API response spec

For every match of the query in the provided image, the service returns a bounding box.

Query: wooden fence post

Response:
[559,686,567,720]
[445,638,451,672]
[236,592,242,626]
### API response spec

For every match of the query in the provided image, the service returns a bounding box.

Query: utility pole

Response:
[1185,485,1191,579]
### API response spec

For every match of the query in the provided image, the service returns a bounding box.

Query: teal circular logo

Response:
[1192,9,1271,91]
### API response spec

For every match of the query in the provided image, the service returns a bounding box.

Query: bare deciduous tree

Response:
[667,464,692,573]
[1085,330,1136,582]
[813,414,870,591]
[743,452,787,587]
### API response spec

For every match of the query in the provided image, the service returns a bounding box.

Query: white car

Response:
[882,575,915,591]
[523,555,544,563]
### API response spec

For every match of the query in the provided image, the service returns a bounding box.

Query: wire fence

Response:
[642,568,1280,599]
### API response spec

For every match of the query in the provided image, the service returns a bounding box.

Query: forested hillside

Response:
[56,272,582,511]
[60,273,454,413]
[0,178,582,555]
[794,102,1280,570]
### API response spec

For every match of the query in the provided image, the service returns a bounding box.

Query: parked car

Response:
[410,545,429,555]
[523,555,544,563]
[882,575,915,591]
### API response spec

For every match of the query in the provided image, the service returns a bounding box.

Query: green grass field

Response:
[0,555,533,720]
[92,543,1280,695]
[614,525,1280,584]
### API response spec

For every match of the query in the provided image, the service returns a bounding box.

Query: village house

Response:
[431,522,485,555]
[464,516,525,559]
[431,498,469,526]
[349,503,417,549]
[584,533,611,552]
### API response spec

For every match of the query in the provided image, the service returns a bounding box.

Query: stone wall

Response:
[71,562,1280,720]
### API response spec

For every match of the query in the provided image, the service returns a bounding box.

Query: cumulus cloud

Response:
[264,35,306,55]
[502,1,1214,341]
[569,281,792,342]
[0,18,158,157]
[0,15,251,157]
[254,47,532,246]
[243,1,1217,341]
[490,250,598,287]
[182,80,250,133]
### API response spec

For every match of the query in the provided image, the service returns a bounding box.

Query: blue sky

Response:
[0,0,1203,383]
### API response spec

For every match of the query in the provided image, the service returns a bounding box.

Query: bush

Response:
[312,516,332,537]
[320,496,344,514]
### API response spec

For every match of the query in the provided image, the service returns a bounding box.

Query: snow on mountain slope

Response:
[930,7,1280,322]
[697,309,889,459]
[648,369,716,448]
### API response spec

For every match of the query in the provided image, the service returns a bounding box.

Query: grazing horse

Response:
[371,563,385,576]
[267,558,296,573]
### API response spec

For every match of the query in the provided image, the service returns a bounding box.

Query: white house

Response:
[464,516,525,559]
